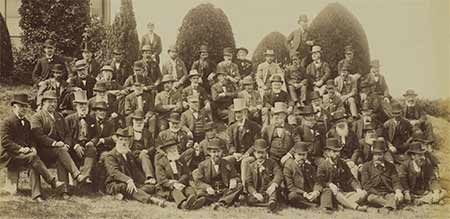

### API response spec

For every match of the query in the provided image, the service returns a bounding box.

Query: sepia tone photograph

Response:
[0,0,449,218]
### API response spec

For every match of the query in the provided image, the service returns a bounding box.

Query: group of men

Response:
[0,15,445,213]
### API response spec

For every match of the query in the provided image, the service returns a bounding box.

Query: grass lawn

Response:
[0,84,449,219]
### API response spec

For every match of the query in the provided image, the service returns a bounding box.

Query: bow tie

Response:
[47,58,53,62]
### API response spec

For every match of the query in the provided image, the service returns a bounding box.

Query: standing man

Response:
[161,45,188,90]
[255,49,284,95]
[0,94,65,201]
[140,22,162,64]
[286,14,314,62]
[32,39,70,84]
[191,45,215,91]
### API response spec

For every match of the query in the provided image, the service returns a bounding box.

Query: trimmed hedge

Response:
[252,32,289,66]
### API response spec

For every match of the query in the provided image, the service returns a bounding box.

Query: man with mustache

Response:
[352,102,382,140]
[68,59,97,99]
[361,139,403,211]
[322,80,344,114]
[256,50,284,95]
[334,61,358,118]
[32,39,70,84]
[398,142,446,205]
[402,89,435,143]
[383,102,413,164]
[237,76,263,123]
[191,45,215,92]
[286,51,309,107]
[155,74,183,131]
[216,47,241,88]
[354,124,394,167]
[161,45,188,90]
[36,64,72,113]
[306,46,331,96]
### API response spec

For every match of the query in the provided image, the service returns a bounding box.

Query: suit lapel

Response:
[268,125,275,145]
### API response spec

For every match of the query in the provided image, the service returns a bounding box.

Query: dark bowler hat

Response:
[331,111,348,123]
[113,49,122,55]
[168,112,181,123]
[159,139,178,150]
[236,47,249,54]
[207,138,225,150]
[407,142,426,154]
[199,45,208,53]
[10,94,29,106]
[43,39,56,48]
[325,138,342,151]
[131,110,145,120]
[299,105,315,115]
[223,47,234,56]
[93,82,108,92]
[204,122,216,131]
[42,90,57,101]
[325,79,335,88]
[310,91,321,101]
[115,128,131,137]
[75,59,88,70]
[92,101,108,111]
[270,74,283,83]
[253,139,268,152]
[51,64,65,73]
[391,102,403,115]
[73,90,88,104]
[372,139,387,153]
[292,142,310,155]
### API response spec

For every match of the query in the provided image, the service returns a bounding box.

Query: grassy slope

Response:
[0,85,449,219]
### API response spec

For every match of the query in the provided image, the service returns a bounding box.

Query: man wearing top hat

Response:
[238,76,263,122]
[322,80,344,114]
[337,45,361,80]
[193,138,243,210]
[135,45,162,86]
[211,69,238,122]
[402,89,435,143]
[316,138,368,212]
[286,51,309,106]
[140,22,162,64]
[191,45,216,91]
[306,45,331,96]
[283,142,320,208]
[383,102,413,163]
[216,47,241,86]
[155,139,205,210]
[245,139,283,213]
[360,139,404,211]
[30,90,89,198]
[162,45,188,90]
[65,90,98,183]
[235,47,254,79]
[261,102,295,162]
[256,49,285,95]
[69,59,97,99]
[155,74,183,131]
[182,70,211,112]
[286,14,314,60]
[80,42,101,79]
[104,128,165,206]
[36,64,72,111]
[108,48,130,85]
[0,94,65,202]
[398,142,446,205]
[32,39,70,84]
[334,61,358,118]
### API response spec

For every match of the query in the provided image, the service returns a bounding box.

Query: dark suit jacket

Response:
[326,128,360,161]
[191,59,216,84]
[86,59,101,78]
[180,109,208,132]
[130,129,155,155]
[88,115,115,150]
[211,82,237,109]
[263,90,291,107]
[261,123,295,159]
[155,155,190,190]
[227,119,261,154]
[140,33,162,56]
[0,114,34,168]
[398,159,439,195]
[315,158,361,192]
[306,61,331,83]
[108,60,130,85]
[383,118,413,153]
[64,112,96,146]
[283,158,316,194]
[361,160,402,195]
[104,149,146,185]
[68,75,97,98]
[30,110,70,148]
[286,28,309,56]
[194,158,239,190]
[124,92,154,116]
[246,158,283,194]
[157,129,191,153]
[32,55,70,83]
[353,139,374,165]
[293,124,325,158]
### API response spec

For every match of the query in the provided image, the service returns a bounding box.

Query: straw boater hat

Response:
[232,98,247,112]
[188,70,201,78]
[73,90,88,104]
[264,49,275,56]
[10,94,29,106]
[272,102,288,114]
[101,65,114,73]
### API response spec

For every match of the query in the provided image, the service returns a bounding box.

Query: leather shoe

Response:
[181,195,196,210]
[34,196,45,203]
[191,196,206,210]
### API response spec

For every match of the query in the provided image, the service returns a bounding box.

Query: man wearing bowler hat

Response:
[69,59,97,99]
[140,22,162,64]
[402,89,435,143]
[191,45,216,91]
[162,45,188,90]
[124,81,155,124]
[104,128,165,206]
[398,142,446,205]
[36,64,72,110]
[286,14,314,59]
[263,74,291,109]
[155,74,183,131]
[80,42,101,78]
[97,65,123,91]
[235,47,254,79]
[283,142,320,208]
[88,82,120,122]
[30,90,88,198]
[108,48,130,85]
[180,95,211,143]
[89,101,116,154]
[383,102,413,163]
[216,47,241,86]
[353,125,394,166]
[238,76,263,122]
[360,139,404,211]
[334,61,358,118]
[316,138,368,212]
[256,49,284,95]
[306,45,331,96]
[193,138,243,210]
[337,45,361,80]
[245,139,283,213]
[0,94,65,202]
[135,45,162,86]
[32,39,70,84]
[65,90,98,184]
[286,51,309,106]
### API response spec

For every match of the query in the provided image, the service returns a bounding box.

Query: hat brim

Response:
[264,53,275,56]
[325,146,342,151]
[232,107,248,112]
[168,119,181,123]
[158,142,178,150]
[403,94,417,97]
[207,146,222,151]
[93,88,107,92]
[188,74,200,78]
[10,100,29,106]
[42,96,57,101]
[93,107,107,111]
[407,149,426,154]
[73,100,88,104]
[161,79,176,83]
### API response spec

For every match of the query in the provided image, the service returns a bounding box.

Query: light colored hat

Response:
[73,90,88,104]
[271,102,288,114]
[232,98,247,112]
[311,46,321,53]
[264,49,275,56]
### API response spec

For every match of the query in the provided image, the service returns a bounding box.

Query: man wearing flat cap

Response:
[383,102,413,163]
[0,94,65,202]
[104,128,165,206]
[235,47,254,79]
[32,39,70,84]
[68,59,97,99]
[256,49,285,95]
[140,22,162,64]
[286,14,314,60]
[193,138,243,210]
[162,45,188,90]
[283,142,320,208]
[306,45,332,96]
[191,45,216,92]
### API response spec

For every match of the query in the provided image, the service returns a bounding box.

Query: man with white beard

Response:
[402,89,435,143]
[326,111,360,178]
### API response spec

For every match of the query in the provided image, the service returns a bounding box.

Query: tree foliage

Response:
[176,3,235,69]
[252,32,289,66]
[0,12,14,80]
[308,2,371,76]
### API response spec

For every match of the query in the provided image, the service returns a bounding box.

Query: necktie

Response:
[79,118,88,139]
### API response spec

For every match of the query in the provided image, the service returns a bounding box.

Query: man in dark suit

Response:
[80,43,101,79]
[402,89,435,143]
[0,94,65,201]
[161,45,188,89]
[360,139,404,211]
[286,52,309,106]
[155,139,204,210]
[88,81,121,129]
[32,39,70,84]
[337,45,361,81]
[353,124,394,166]
[245,139,283,213]
[191,45,215,92]
[193,138,243,209]
[211,70,238,122]
[235,47,253,79]
[263,74,292,108]
[383,102,413,163]
[68,59,97,99]
[36,64,72,113]
[109,49,130,85]
[104,128,165,206]
[180,95,210,143]
[283,142,320,208]
[140,22,162,64]
[286,14,314,60]
[124,82,155,124]
[30,90,88,198]
[306,46,331,96]
[398,142,446,205]
[64,90,97,183]
[315,138,367,212]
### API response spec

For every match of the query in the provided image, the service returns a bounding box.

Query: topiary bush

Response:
[176,3,236,69]
[308,2,371,77]
[252,32,289,66]
[0,12,14,81]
